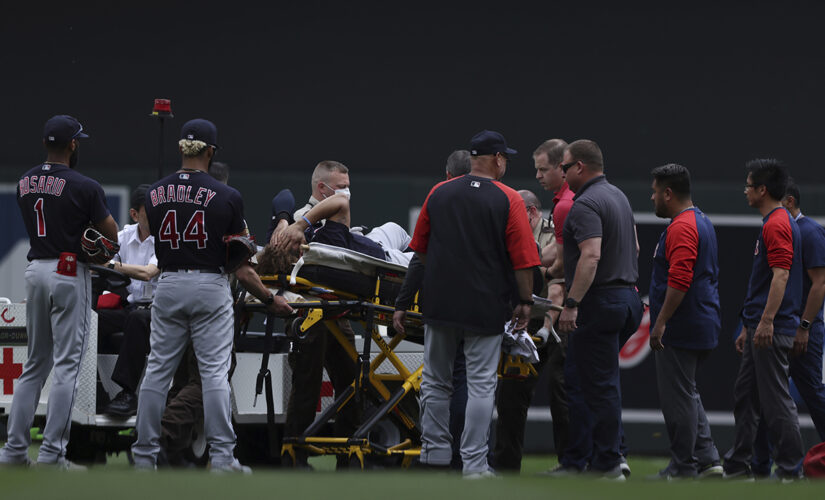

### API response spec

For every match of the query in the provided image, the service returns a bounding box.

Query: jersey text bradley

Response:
[149,182,217,208]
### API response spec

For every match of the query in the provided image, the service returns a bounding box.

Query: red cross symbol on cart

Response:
[316,381,333,412]
[0,347,23,395]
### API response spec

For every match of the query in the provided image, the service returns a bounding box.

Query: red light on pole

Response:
[151,98,173,179]
[151,98,173,117]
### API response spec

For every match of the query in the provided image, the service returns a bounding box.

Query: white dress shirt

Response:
[114,223,158,304]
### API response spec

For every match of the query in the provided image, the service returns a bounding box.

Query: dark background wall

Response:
[3,1,824,242]
[2,2,824,182]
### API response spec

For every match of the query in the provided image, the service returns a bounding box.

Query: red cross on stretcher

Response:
[0,347,23,395]
[316,381,333,412]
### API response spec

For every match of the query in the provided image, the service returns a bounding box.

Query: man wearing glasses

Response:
[723,160,804,480]
[555,139,643,480]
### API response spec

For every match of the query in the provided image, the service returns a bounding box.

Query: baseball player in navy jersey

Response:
[131,118,293,473]
[0,115,118,469]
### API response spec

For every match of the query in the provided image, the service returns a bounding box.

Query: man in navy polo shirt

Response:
[779,180,825,440]
[648,164,722,479]
[410,130,540,478]
[723,159,804,480]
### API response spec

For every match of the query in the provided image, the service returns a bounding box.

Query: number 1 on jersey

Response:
[159,210,208,249]
[34,197,47,237]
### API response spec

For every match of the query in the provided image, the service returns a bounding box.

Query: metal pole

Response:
[157,117,165,180]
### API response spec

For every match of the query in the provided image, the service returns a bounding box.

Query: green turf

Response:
[1,451,823,500]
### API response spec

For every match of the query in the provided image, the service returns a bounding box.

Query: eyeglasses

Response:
[744,183,760,189]
[560,160,578,173]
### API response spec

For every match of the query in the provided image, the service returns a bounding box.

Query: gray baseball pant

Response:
[132,271,236,467]
[419,324,499,475]
[0,259,90,464]
[724,328,804,475]
[655,346,720,476]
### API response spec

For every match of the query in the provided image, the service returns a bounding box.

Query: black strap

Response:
[255,312,277,458]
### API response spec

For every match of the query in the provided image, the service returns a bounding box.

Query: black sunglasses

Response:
[560,160,578,173]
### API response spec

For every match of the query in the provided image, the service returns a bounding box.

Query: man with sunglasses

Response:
[554,139,643,480]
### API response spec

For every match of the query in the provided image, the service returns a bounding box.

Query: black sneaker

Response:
[103,390,137,417]
[722,464,754,481]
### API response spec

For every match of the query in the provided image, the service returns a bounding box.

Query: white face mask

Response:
[322,183,351,200]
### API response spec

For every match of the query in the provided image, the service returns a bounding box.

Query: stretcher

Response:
[236,243,424,469]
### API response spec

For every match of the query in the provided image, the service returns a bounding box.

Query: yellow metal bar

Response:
[325,320,360,363]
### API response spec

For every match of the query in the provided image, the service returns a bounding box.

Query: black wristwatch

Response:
[263,292,275,306]
[800,319,812,331]
[564,297,580,309]
[519,298,534,305]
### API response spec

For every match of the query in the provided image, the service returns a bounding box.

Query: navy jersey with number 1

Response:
[17,162,110,262]
[146,170,245,269]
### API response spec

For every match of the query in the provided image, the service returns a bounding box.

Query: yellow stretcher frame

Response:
[252,272,424,469]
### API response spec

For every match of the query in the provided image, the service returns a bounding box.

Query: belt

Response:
[591,280,635,290]
[163,266,224,274]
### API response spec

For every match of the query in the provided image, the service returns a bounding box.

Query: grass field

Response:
[1,450,823,500]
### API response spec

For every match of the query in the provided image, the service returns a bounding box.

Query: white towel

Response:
[502,320,540,363]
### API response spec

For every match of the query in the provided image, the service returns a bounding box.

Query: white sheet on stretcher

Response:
[289,242,408,285]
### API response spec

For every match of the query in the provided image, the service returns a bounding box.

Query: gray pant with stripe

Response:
[132,271,236,467]
[724,328,804,475]
[419,324,500,475]
[655,347,720,476]
[0,259,91,464]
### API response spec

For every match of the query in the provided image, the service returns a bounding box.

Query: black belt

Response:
[591,280,635,290]
[163,266,224,274]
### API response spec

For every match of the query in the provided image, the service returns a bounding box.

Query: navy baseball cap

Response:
[180,118,219,149]
[43,115,89,144]
[469,130,517,157]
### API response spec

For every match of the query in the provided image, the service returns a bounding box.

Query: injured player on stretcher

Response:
[258,188,412,275]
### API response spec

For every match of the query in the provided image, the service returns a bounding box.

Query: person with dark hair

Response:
[648,164,723,479]
[410,130,540,478]
[779,180,825,439]
[98,184,161,417]
[748,180,825,476]
[0,115,118,469]
[445,150,471,178]
[552,139,643,480]
[208,161,230,184]
[723,159,804,480]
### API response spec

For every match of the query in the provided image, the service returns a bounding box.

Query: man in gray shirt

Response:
[556,139,643,480]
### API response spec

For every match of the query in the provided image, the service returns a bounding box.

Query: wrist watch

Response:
[565,297,580,308]
[800,319,812,331]
[263,292,275,306]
